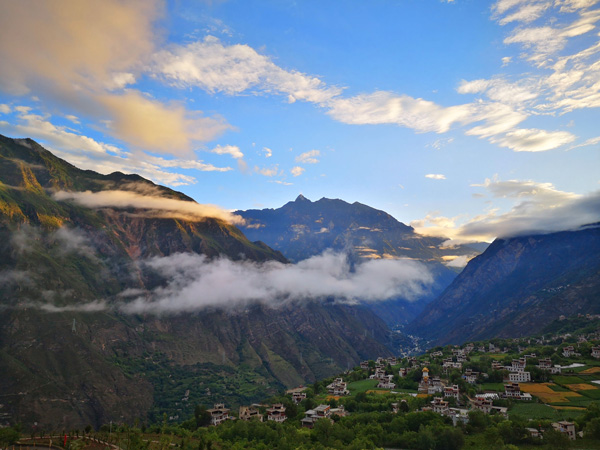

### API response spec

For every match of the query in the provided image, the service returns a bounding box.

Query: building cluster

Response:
[203,327,598,443]
[206,402,288,425]
[326,378,350,396]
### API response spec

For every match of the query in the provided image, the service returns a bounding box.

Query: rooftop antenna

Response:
[71,319,77,333]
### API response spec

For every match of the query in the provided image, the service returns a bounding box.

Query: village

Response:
[200,319,600,444]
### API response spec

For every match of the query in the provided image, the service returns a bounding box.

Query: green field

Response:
[508,402,584,421]
[551,375,586,385]
[479,382,505,391]
[347,379,378,395]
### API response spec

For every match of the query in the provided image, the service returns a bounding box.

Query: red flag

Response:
[64,434,67,446]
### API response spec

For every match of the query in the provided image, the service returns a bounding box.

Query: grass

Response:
[552,375,586,385]
[347,379,378,395]
[508,402,584,421]
[479,383,505,391]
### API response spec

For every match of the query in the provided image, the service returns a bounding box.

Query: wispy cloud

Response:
[254,165,280,177]
[0,109,232,187]
[152,36,343,104]
[210,144,244,159]
[295,150,320,164]
[291,166,305,177]
[425,174,446,180]
[53,190,244,225]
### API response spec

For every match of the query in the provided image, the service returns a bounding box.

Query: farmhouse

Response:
[207,403,230,426]
[471,397,493,414]
[552,421,576,440]
[444,385,460,400]
[431,397,450,415]
[266,404,287,422]
[239,406,263,422]
[508,371,531,383]
[292,392,307,404]
[327,378,350,396]
[301,404,332,428]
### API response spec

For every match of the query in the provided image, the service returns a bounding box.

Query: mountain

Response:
[407,225,600,345]
[236,195,485,325]
[0,135,392,429]
[237,194,481,264]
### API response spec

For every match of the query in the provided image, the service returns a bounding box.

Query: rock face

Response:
[236,195,485,325]
[407,226,600,345]
[0,135,391,429]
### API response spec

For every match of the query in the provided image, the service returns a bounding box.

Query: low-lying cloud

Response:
[412,177,600,243]
[122,251,433,314]
[53,190,244,225]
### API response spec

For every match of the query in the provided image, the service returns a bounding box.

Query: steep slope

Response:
[236,195,484,325]
[0,135,392,429]
[407,226,600,345]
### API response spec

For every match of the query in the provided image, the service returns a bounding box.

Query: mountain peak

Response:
[295,194,310,202]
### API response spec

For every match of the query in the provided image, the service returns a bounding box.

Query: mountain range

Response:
[0,135,391,428]
[236,195,486,325]
[2,133,598,430]
[407,225,600,345]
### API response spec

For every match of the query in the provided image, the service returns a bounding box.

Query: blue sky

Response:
[0,0,599,244]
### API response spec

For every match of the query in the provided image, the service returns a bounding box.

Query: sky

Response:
[0,0,599,245]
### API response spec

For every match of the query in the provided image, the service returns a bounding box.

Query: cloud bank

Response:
[412,177,600,243]
[121,251,434,314]
[53,190,244,225]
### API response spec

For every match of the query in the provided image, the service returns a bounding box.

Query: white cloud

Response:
[458,78,539,105]
[429,137,454,149]
[53,190,244,225]
[291,166,305,177]
[493,0,530,16]
[556,0,600,13]
[295,150,321,164]
[119,250,434,314]
[263,147,272,158]
[327,91,473,133]
[442,255,473,268]
[490,128,576,152]
[0,1,230,155]
[210,144,244,159]
[142,155,232,172]
[0,110,232,186]
[568,135,600,150]
[254,165,280,177]
[0,104,10,114]
[152,36,343,104]
[498,2,552,25]
[425,174,446,180]
[413,177,600,242]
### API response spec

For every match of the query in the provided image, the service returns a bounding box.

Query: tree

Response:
[585,417,600,439]
[0,427,19,446]
[195,405,212,428]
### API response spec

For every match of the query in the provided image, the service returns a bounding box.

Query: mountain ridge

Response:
[0,135,392,428]
[407,225,600,345]
[235,194,486,325]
